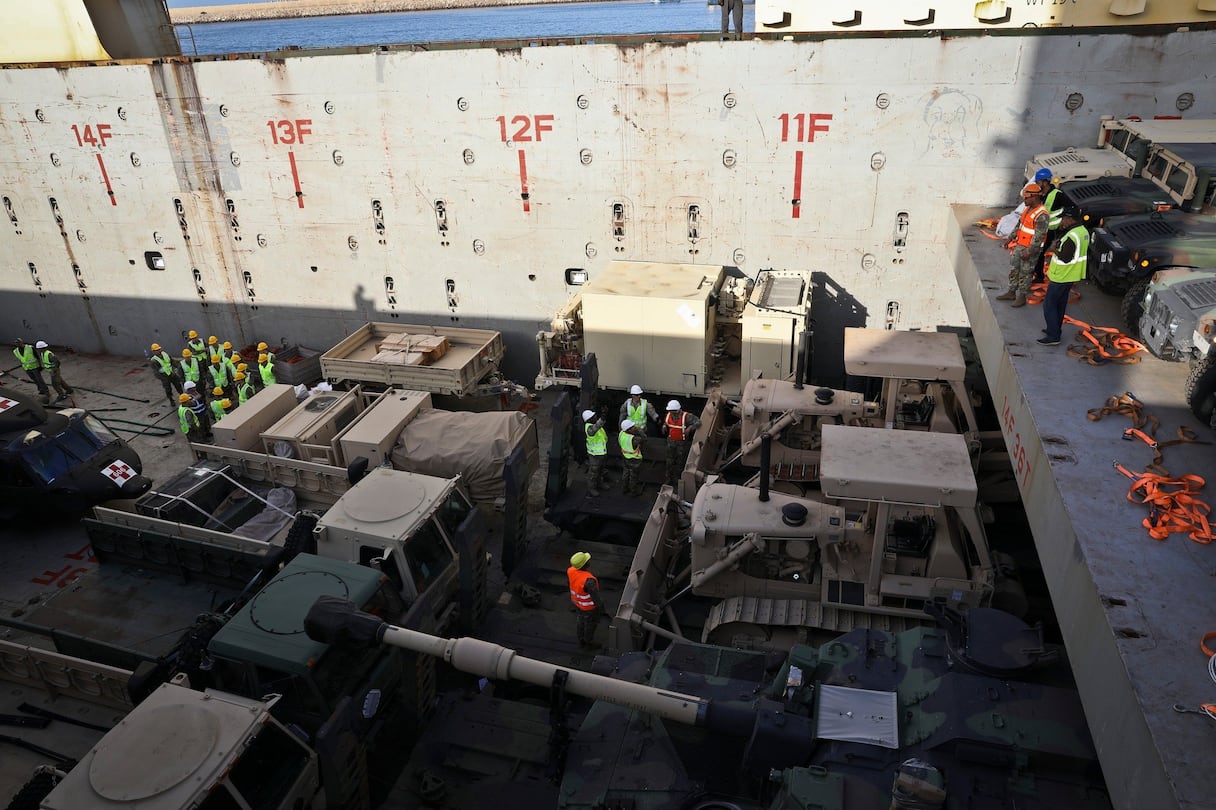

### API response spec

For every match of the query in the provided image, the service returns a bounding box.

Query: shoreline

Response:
[170,0,607,24]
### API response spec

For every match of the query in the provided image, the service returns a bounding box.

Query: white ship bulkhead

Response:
[0,5,1213,378]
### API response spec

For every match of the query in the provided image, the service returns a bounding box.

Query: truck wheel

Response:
[1184,355,1216,425]
[1120,278,1150,334]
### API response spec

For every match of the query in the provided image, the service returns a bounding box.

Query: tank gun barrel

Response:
[305,596,730,729]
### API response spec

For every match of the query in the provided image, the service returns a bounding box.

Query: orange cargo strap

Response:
[973,218,1006,240]
[1025,280,1082,306]
[1063,315,1145,364]
[1113,462,1214,544]
[1088,392,1208,476]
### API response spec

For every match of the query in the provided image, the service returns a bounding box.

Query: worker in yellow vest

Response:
[582,409,607,497]
[149,343,182,405]
[12,338,49,399]
[619,419,644,497]
[619,384,659,436]
[258,353,277,387]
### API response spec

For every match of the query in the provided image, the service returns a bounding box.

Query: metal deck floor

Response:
[951,206,1216,810]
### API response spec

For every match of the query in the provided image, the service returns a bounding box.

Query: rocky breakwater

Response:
[170,0,594,24]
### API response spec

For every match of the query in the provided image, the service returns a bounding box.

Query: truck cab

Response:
[40,682,321,810]
[203,553,414,809]
[0,386,149,515]
[1025,118,1216,184]
[1063,141,1216,230]
[1138,267,1216,425]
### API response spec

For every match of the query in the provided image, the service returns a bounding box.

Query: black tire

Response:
[1120,277,1150,334]
[1184,354,1216,426]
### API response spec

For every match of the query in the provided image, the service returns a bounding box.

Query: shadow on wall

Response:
[808,271,867,389]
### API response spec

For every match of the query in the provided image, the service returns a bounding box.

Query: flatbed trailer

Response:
[320,322,507,396]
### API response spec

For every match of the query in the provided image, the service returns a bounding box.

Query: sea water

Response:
[174,1,756,55]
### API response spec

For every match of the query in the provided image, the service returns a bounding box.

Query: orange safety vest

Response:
[1013,204,1047,248]
[567,567,598,611]
[665,411,689,442]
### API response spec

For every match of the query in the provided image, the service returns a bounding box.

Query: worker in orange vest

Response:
[998,182,1049,308]
[663,399,701,488]
[567,551,607,650]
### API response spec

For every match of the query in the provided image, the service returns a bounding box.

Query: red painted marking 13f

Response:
[267,119,313,145]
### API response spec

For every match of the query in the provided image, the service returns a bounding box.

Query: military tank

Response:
[309,596,1110,809]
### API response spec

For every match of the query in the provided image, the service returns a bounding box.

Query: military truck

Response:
[1025,117,1216,183]
[319,321,516,398]
[1086,210,1216,315]
[5,459,487,808]
[0,385,150,516]
[187,383,536,570]
[1138,267,1216,425]
[1062,141,1216,231]
[616,424,1022,654]
[535,260,811,400]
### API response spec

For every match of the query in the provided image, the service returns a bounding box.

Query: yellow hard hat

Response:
[230,353,241,363]
[234,371,246,381]
[257,342,269,352]
[182,348,192,358]
[570,551,591,570]
[237,363,248,371]
[178,393,192,403]
[150,342,161,351]
[207,335,218,345]
[222,341,232,350]
[187,330,198,339]
[221,398,232,408]
[211,355,221,364]
[258,353,268,363]
[212,386,224,396]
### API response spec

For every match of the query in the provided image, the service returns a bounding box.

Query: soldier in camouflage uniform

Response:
[997,183,1049,308]
[663,400,700,487]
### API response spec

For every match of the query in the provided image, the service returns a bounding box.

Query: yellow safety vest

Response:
[585,424,607,456]
[620,431,642,460]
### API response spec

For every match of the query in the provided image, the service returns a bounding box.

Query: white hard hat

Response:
[35,340,47,349]
[183,380,197,390]
[582,409,596,422]
[629,385,643,395]
[621,419,634,431]
[666,400,681,411]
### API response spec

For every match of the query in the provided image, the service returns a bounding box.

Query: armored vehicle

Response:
[1138,267,1216,424]
[1025,117,1216,183]
[312,597,1109,809]
[1086,209,1216,321]
[616,424,1020,654]
[1062,141,1216,230]
[0,385,149,516]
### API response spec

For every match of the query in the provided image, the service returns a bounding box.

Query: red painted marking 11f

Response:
[779,113,832,219]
